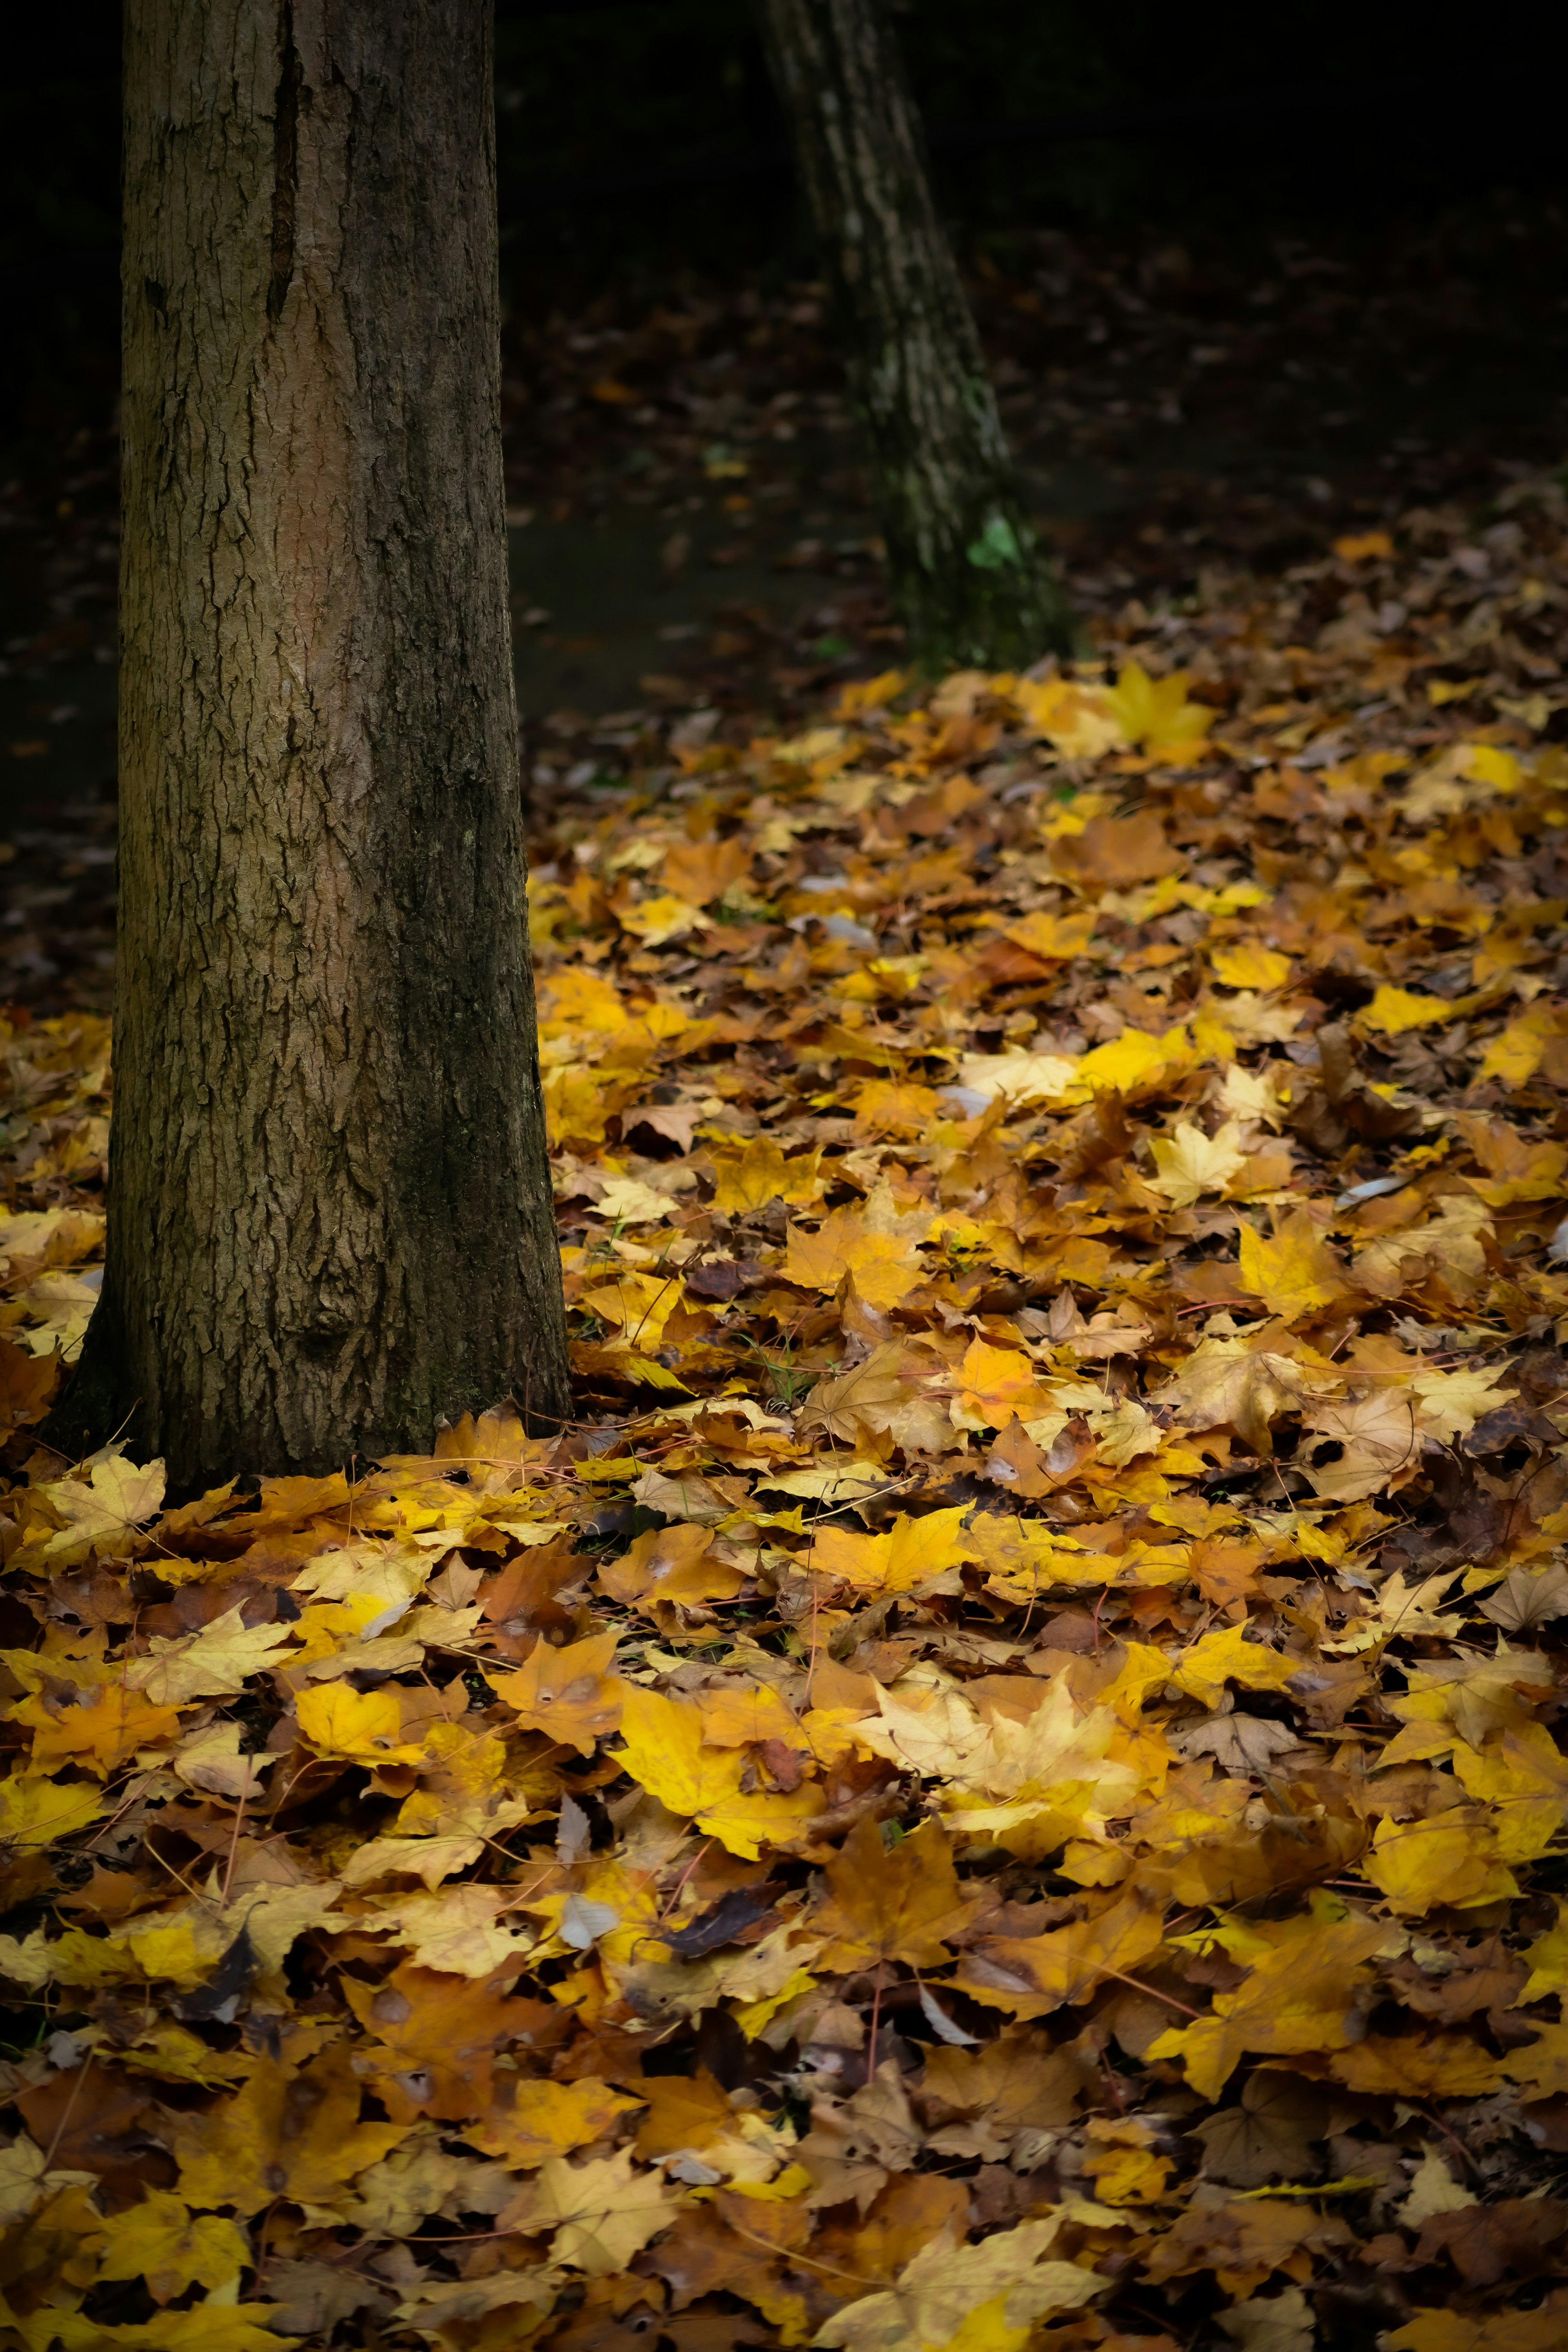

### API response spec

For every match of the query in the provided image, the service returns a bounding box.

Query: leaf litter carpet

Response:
[4,488,1568,2351]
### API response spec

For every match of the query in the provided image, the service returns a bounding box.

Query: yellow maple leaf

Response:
[617,1686,824,1858]
[1210,942,1292,991]
[596,1519,746,1612]
[474,2076,646,2169]
[113,1915,221,1989]
[346,1825,526,1891]
[853,1677,1145,1866]
[95,2188,251,2305]
[1381,1642,1555,1761]
[491,1628,624,1756]
[497,2148,675,2276]
[784,1206,922,1309]
[1236,1212,1347,1318]
[616,891,708,946]
[593,1175,683,1227]
[1364,1807,1518,1915]
[343,1960,570,2120]
[1387,2310,1568,2352]
[708,1134,825,1212]
[1077,1027,1177,1096]
[1147,1120,1248,1210]
[84,2309,294,2352]
[835,668,909,717]
[127,1604,298,1706]
[633,2066,734,2158]
[1170,1623,1301,1711]
[814,2212,1103,2352]
[953,1049,1085,1108]
[18,1682,182,1776]
[1154,1333,1336,1456]
[1503,2019,1568,2102]
[1463,1134,1568,1206]
[295,1682,430,1767]
[1082,2139,1173,2206]
[35,1451,166,1564]
[660,833,751,907]
[170,2047,405,2217]
[1003,909,1100,962]
[108,2024,253,2091]
[581,1267,684,1352]
[1452,1723,1568,1862]
[1148,1911,1387,2097]
[1477,1004,1559,1087]
[955,1886,1165,2016]
[1012,675,1125,757]
[1409,1361,1514,1442]
[537,969,627,1033]
[1331,2033,1503,2100]
[361,1885,541,1977]
[952,1337,1051,1429]
[815,1817,982,1971]
[965,1516,1120,1603]
[511,1854,671,1976]
[0,2136,96,2220]
[172,1722,275,1804]
[1299,1390,1421,1503]
[1361,984,1461,1034]
[1521,1900,1568,2000]
[1105,659,1215,761]
[813,1506,976,1595]
[1322,1566,1464,1653]
[543,1063,615,1147]
[853,1078,945,1136]
[1464,742,1525,791]
[697,1681,809,1751]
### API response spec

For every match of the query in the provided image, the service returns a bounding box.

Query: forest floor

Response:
[3,189,1566,993]
[2,204,1568,2352]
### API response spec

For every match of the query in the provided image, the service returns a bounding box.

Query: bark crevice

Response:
[267,3,303,325]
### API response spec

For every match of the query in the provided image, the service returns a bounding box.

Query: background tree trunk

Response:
[756,0,1072,673]
[57,0,570,1486]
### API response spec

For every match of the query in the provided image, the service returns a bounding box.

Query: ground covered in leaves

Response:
[5,478,1568,2352]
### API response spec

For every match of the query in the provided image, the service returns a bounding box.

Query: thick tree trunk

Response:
[756,0,1072,672]
[56,0,570,1486]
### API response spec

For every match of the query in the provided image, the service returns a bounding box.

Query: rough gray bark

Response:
[56,0,570,1486]
[756,0,1072,672]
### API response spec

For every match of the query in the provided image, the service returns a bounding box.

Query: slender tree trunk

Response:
[756,0,1072,673]
[56,0,570,1487]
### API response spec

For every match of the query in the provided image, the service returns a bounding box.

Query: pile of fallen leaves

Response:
[4,479,1568,2352]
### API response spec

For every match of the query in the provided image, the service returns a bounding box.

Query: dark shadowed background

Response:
[8,1,1564,442]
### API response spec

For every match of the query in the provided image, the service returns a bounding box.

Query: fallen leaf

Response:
[617,1686,824,1856]
[1236,1213,1348,1319]
[813,2212,1103,2350]
[1148,1913,1388,2096]
[491,1627,624,1754]
[815,1817,982,1971]
[497,2147,676,2275]
[1148,1120,1249,1209]
[784,1206,924,1309]
[169,2047,406,2217]
[94,2189,251,2304]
